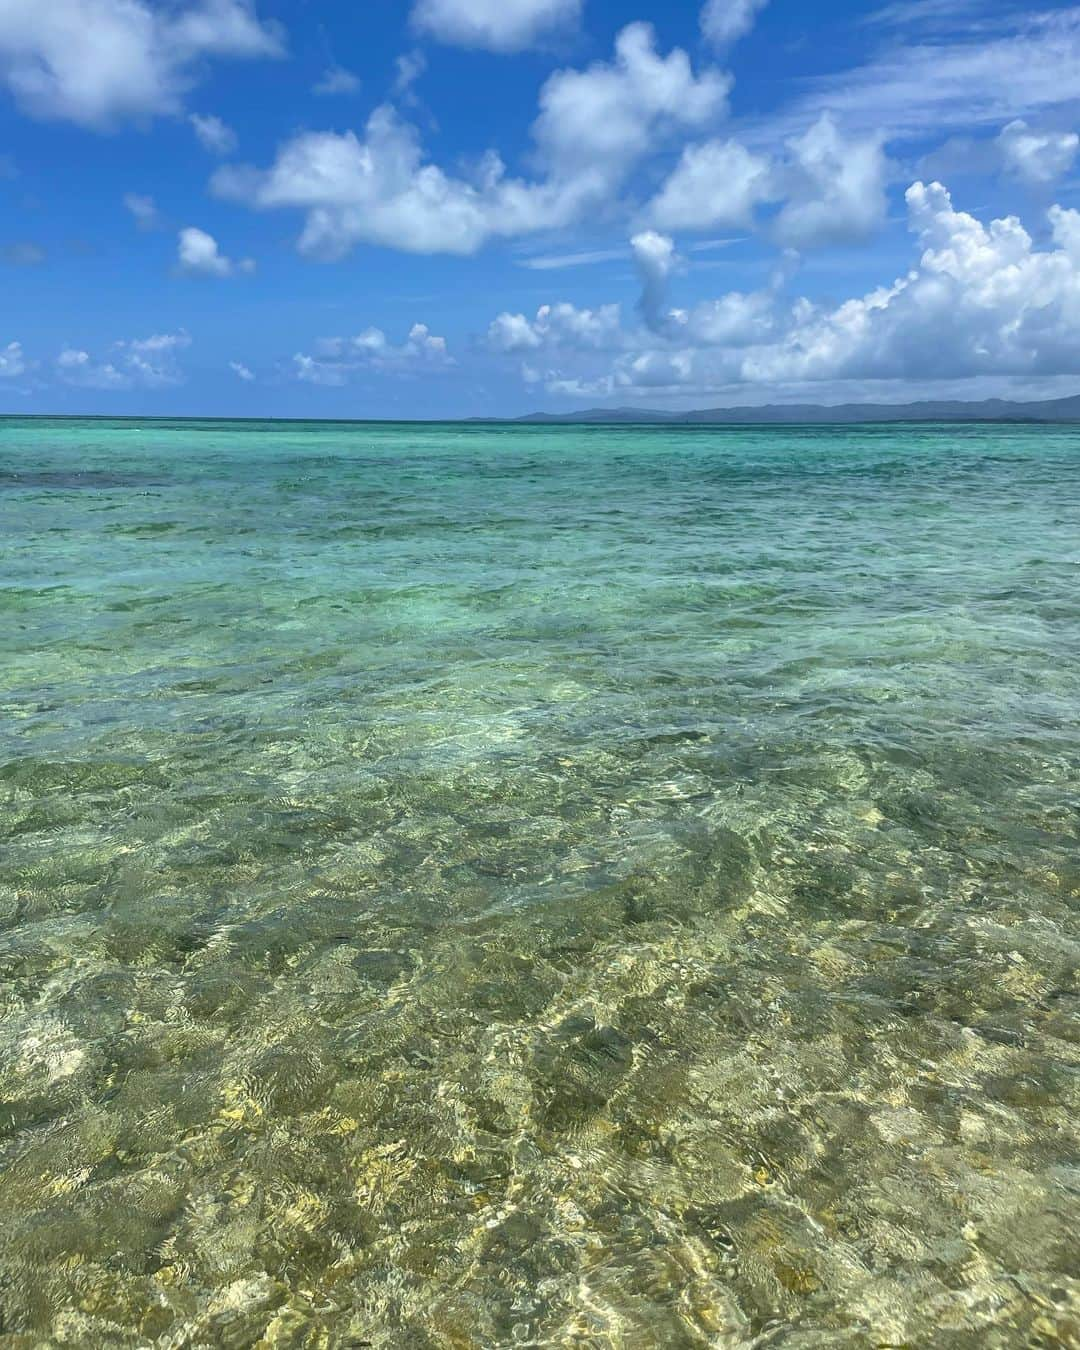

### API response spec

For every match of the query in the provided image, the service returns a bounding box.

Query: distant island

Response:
[513,392,1080,425]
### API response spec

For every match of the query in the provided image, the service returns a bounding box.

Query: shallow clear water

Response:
[1,417,1078,1347]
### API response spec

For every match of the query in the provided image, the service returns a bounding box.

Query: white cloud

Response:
[518,245,628,270]
[310,324,447,376]
[502,185,1080,400]
[213,24,728,258]
[214,105,585,257]
[177,226,254,276]
[57,348,128,389]
[411,0,581,52]
[57,332,191,388]
[0,340,26,377]
[313,64,360,96]
[678,286,779,347]
[774,7,1080,142]
[489,240,784,359]
[124,191,160,229]
[488,312,544,352]
[649,138,772,231]
[701,0,768,47]
[862,0,986,33]
[392,50,426,101]
[211,22,889,268]
[740,184,1080,384]
[293,353,348,387]
[639,231,783,348]
[631,230,678,332]
[229,360,255,381]
[294,323,454,384]
[487,302,624,352]
[1050,201,1080,258]
[189,112,237,154]
[647,116,885,247]
[0,0,282,129]
[771,115,887,248]
[998,119,1079,185]
[533,24,729,181]
[918,118,1080,188]
[122,332,192,385]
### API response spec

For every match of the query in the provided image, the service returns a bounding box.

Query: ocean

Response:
[1,416,1078,1346]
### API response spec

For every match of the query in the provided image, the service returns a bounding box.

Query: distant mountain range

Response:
[514,392,1080,425]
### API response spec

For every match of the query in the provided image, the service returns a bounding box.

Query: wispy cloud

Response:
[759,6,1080,141]
[518,246,629,270]
[518,236,746,272]
[314,65,361,96]
[392,51,426,101]
[861,0,995,31]
[687,237,748,253]
[2,241,45,266]
[124,193,162,230]
[189,113,237,156]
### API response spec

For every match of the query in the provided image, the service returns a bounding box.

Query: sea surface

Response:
[1,416,1078,1348]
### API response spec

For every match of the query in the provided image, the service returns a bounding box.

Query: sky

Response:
[1,0,1080,418]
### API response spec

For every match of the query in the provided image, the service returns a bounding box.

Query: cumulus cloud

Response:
[177,226,254,276]
[771,114,887,248]
[229,360,255,381]
[488,237,785,360]
[122,332,192,384]
[534,24,729,181]
[631,230,678,332]
[294,323,453,384]
[189,112,237,154]
[0,0,283,129]
[124,192,161,229]
[677,286,779,347]
[501,185,1080,400]
[313,64,360,96]
[644,231,784,347]
[213,24,728,258]
[411,0,581,52]
[701,0,768,47]
[998,119,1079,185]
[0,340,26,377]
[649,138,772,231]
[57,348,127,389]
[57,332,191,389]
[646,115,884,246]
[213,105,585,258]
[487,302,624,352]
[740,184,1080,384]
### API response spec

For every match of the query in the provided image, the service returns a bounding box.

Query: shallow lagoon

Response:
[1,418,1078,1346]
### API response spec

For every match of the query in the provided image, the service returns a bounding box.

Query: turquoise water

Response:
[1,417,1078,1347]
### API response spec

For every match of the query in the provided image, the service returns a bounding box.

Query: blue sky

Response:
[2,0,1080,417]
